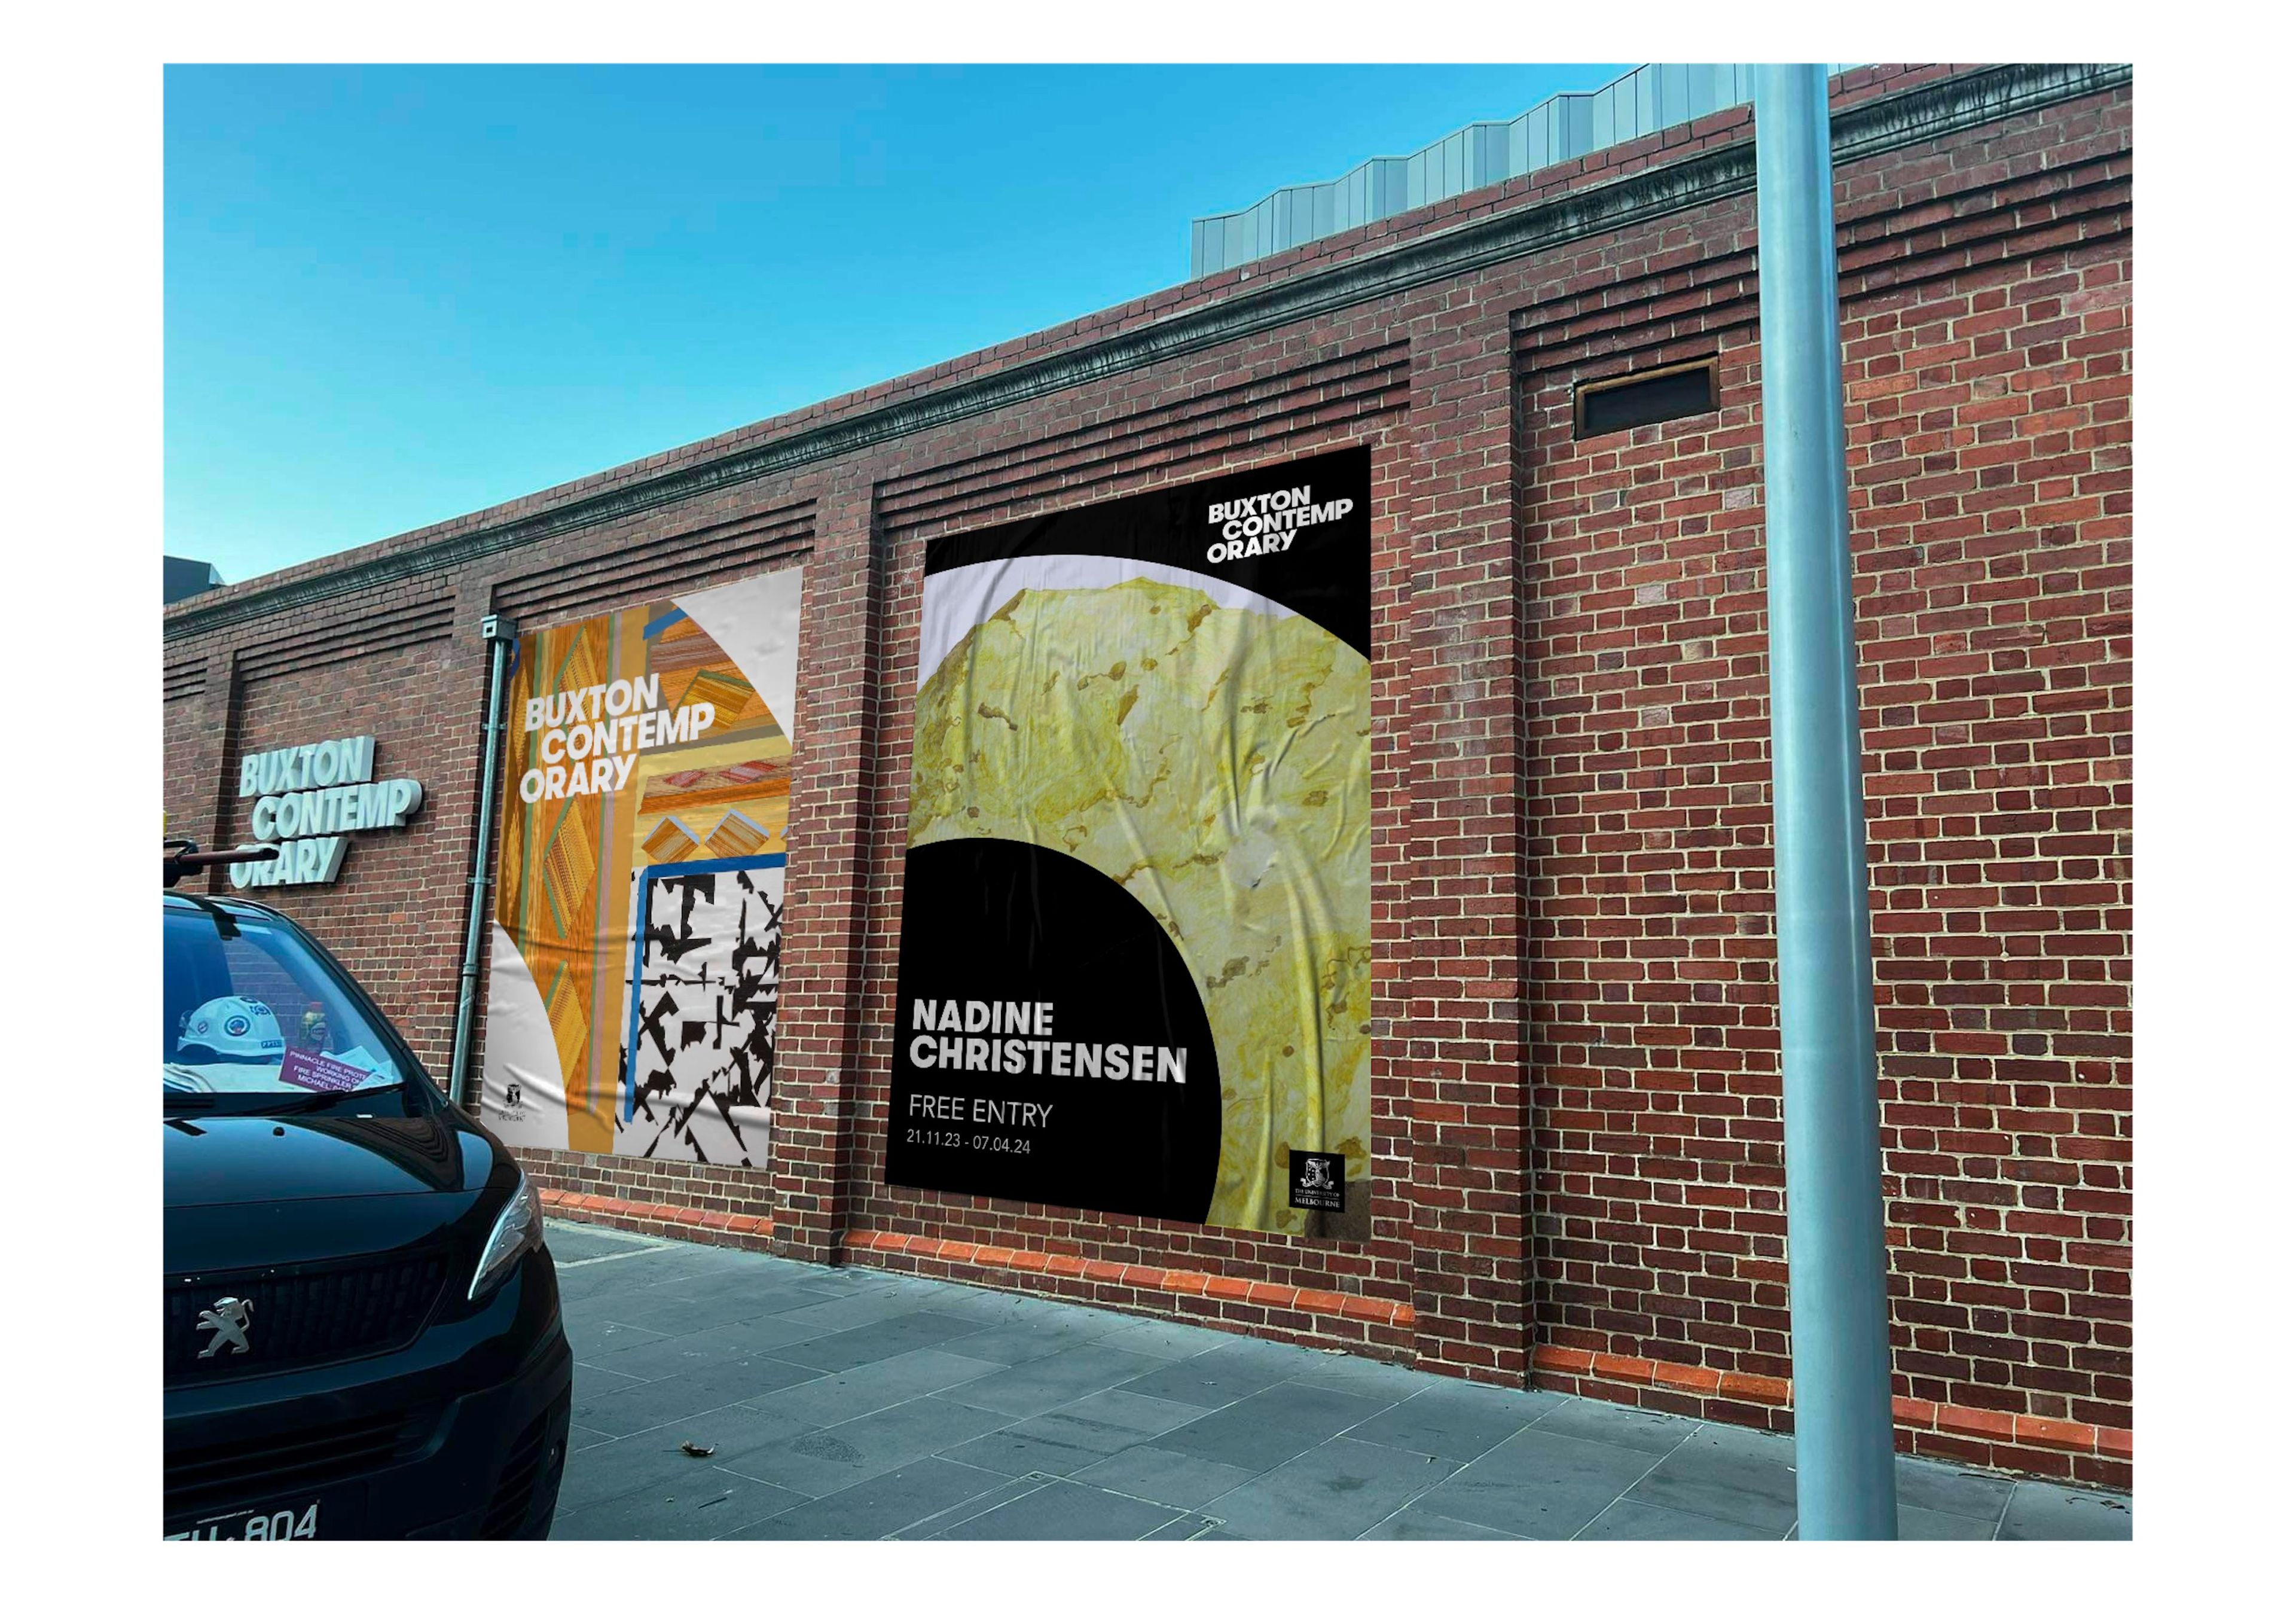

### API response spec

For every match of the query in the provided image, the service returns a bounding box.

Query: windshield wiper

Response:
[240,1084,402,1118]
[275,1088,368,1114]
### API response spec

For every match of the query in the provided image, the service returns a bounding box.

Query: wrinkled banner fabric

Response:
[480,568,804,1167]
[889,447,1372,1240]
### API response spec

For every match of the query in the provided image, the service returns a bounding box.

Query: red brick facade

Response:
[161,65,2133,1489]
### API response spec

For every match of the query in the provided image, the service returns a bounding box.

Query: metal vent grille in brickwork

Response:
[164,657,209,703]
[1190,63,1860,277]
[1574,359,1719,440]
[494,502,814,628]
[878,344,1407,538]
[236,593,456,684]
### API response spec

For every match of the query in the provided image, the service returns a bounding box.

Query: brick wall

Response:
[1508,84,2130,1486]
[160,65,2134,1487]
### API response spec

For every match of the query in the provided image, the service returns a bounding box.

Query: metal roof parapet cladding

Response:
[1189,63,1864,277]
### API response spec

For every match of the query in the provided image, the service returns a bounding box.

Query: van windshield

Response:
[163,901,422,1113]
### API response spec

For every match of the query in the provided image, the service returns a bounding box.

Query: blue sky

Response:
[166,64,1626,581]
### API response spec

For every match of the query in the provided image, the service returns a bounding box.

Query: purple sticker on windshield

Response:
[278,1047,371,1093]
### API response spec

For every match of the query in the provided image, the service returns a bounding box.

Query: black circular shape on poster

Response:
[887,837,1222,1226]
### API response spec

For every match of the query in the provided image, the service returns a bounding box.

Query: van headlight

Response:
[469,1170,544,1301]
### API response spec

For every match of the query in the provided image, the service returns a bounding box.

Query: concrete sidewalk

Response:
[546,1221,2132,1541]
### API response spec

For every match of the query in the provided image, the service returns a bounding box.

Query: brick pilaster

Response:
[1398,291,1537,1385]
[769,468,890,1260]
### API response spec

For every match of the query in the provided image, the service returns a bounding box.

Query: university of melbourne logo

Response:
[1289,1149,1345,1212]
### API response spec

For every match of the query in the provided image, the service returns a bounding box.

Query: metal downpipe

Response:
[448,614,514,1109]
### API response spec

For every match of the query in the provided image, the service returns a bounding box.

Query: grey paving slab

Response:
[560,1318,677,1358]
[934,1477,1183,1541]
[891,1472,1044,1538]
[1293,1353,1436,1403]
[774,1286,966,1332]
[1895,1503,1999,1541]
[1057,1385,1217,1435]
[1070,1444,1261,1511]
[914,1279,1016,1306]
[567,1361,649,1433]
[558,1273,716,1308]
[550,1235,719,1275]
[619,1266,863,1307]
[934,1340,1170,1418]
[1531,1394,1701,1456]
[1687,1419,1799,1465]
[557,1471,806,1540]
[1360,1507,1525,1540]
[1144,1514,1222,1540]
[718,1395,1019,1499]
[577,1315,828,1380]
[574,1353,826,1437]
[552,1254,719,1292]
[1342,1380,1559,1460]
[555,1249,687,1283]
[768,1347,1009,1426]
[557,1274,716,1313]
[572,1358,647,1396]
[624,1260,851,1298]
[557,1440,719,1514]
[1997,1482,2134,1541]
[556,1404,814,1510]
[552,1222,712,1251]
[581,1292,811,1338]
[720,1454,1014,1541]
[1115,1339,1321,1408]
[936,1406,1176,1478]
[767,1310,990,1373]
[931,1283,1065,1315]
[1577,1496,1781,1541]
[1090,1320,1238,1361]
[1405,1425,1662,1539]
[713,1278,866,1313]
[551,1397,804,1507]
[972,1294,1116,1331]
[1620,1425,1800,1535]
[935,1320,1095,1365]
[698,1285,872,1322]
[1229,1333,1344,1370]
[1893,1454,2017,1523]
[1196,1436,1463,1540]
[1144,1382,1390,1472]
[634,1258,847,1295]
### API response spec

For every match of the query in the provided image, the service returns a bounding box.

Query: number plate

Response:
[166,1499,322,1541]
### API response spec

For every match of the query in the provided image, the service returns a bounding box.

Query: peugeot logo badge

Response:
[195,1296,254,1358]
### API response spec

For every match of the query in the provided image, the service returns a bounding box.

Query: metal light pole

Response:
[1752,63,1899,1541]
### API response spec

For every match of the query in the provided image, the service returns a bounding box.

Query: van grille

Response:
[164,1251,450,1383]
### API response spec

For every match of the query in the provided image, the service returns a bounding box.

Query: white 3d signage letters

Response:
[231,736,425,887]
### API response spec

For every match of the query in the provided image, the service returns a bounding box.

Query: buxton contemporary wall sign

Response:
[230,737,425,888]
